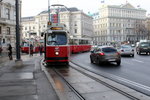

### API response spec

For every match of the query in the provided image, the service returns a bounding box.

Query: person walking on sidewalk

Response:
[8,44,13,60]
[30,44,33,56]
[39,44,43,56]
[0,45,2,57]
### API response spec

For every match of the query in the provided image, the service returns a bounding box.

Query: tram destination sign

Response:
[50,27,63,30]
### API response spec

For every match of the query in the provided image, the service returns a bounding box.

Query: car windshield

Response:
[102,47,117,53]
[47,32,67,45]
[140,42,150,47]
[121,45,131,49]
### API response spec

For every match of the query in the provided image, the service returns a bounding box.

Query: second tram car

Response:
[69,38,91,53]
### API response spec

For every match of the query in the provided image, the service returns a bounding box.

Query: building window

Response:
[75,29,77,33]
[8,38,11,43]
[3,39,5,43]
[74,23,77,26]
[6,8,10,20]
[6,27,10,35]
[29,26,31,30]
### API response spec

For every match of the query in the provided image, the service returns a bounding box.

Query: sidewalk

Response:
[0,54,59,100]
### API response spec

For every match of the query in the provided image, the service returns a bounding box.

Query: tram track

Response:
[69,62,140,100]
[41,59,150,100]
[53,65,142,100]
[41,60,85,100]
[53,67,86,100]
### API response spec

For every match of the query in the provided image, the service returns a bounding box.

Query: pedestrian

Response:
[30,44,33,56]
[8,44,13,60]
[0,46,2,57]
[39,44,43,56]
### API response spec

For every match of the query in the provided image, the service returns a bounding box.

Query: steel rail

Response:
[70,62,140,100]
[52,67,85,100]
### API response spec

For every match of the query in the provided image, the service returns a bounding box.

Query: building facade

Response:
[145,17,150,40]
[21,7,93,40]
[0,0,22,48]
[93,3,146,45]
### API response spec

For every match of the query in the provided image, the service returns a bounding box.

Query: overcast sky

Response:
[22,0,150,17]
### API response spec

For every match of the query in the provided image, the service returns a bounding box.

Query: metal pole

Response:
[48,0,50,22]
[15,0,21,60]
[29,33,31,56]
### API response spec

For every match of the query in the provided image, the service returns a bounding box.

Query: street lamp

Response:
[15,0,21,60]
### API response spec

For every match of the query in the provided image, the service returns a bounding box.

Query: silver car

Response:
[119,45,134,57]
[90,46,121,66]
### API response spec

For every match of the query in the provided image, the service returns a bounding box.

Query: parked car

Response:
[136,41,150,55]
[119,45,134,57]
[90,46,121,66]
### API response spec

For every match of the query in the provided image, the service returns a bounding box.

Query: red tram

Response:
[21,41,43,53]
[43,23,70,65]
[43,23,91,65]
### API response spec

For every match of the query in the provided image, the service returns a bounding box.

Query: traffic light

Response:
[47,21,51,26]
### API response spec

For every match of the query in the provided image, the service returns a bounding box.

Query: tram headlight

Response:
[55,52,59,55]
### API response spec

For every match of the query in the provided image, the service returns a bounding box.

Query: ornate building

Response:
[21,7,93,40]
[93,3,147,45]
[0,0,22,48]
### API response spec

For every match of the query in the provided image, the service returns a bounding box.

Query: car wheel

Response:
[98,60,103,65]
[90,57,93,63]
[132,54,134,57]
[137,51,141,55]
[96,58,100,64]
[116,60,121,66]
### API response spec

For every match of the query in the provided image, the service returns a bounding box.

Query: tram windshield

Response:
[47,32,67,45]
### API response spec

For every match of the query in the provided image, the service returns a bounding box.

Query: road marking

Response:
[114,75,150,92]
[132,59,144,63]
[122,61,134,65]
[71,61,150,93]
[87,64,150,92]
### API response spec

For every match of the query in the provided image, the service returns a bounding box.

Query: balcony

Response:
[0,17,15,26]
[0,18,6,25]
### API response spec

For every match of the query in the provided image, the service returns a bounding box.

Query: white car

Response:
[119,45,134,57]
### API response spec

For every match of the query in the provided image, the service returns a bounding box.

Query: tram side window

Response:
[79,40,89,45]
[69,39,74,45]
[22,42,29,47]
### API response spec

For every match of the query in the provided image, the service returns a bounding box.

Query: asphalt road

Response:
[70,52,150,95]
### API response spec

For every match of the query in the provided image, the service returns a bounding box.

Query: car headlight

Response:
[55,52,59,55]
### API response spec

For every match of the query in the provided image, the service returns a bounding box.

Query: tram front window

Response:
[47,32,67,45]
